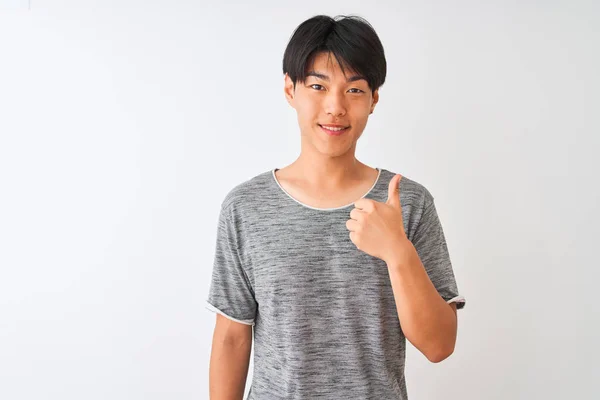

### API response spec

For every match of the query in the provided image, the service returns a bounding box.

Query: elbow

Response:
[405,331,456,364]
[427,344,455,363]
[427,316,458,363]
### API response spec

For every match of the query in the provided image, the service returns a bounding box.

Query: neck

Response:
[287,148,371,189]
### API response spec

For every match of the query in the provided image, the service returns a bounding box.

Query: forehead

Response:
[306,52,361,81]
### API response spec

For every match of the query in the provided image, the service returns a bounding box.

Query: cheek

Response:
[349,103,371,121]
[296,102,320,122]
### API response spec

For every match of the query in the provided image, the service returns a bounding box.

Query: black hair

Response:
[282,14,386,94]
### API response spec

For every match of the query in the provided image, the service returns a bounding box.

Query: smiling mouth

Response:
[319,124,350,135]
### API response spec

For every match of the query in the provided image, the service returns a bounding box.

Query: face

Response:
[284,52,379,157]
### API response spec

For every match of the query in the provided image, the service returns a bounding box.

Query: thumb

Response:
[386,174,402,208]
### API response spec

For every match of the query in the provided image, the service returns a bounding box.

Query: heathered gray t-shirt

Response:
[206,167,465,400]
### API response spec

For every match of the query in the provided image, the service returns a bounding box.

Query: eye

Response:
[310,84,364,93]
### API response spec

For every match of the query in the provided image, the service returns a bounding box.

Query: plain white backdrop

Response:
[1,1,598,399]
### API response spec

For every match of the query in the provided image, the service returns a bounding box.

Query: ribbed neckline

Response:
[271,167,383,211]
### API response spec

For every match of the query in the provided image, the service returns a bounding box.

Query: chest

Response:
[246,212,393,312]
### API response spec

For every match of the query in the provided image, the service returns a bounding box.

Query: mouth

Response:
[319,124,350,136]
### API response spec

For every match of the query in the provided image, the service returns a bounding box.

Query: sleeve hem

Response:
[205,300,255,326]
[446,295,466,309]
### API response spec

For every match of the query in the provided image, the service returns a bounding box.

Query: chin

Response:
[314,141,355,157]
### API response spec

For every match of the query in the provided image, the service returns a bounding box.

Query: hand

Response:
[346,174,411,264]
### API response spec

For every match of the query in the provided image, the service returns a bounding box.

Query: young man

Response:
[206,14,465,400]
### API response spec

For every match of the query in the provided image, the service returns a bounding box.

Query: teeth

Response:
[321,125,347,131]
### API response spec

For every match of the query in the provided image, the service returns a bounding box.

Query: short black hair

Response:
[282,14,386,94]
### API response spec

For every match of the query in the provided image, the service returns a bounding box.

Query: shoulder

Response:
[219,169,274,214]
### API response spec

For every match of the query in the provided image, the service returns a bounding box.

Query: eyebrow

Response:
[306,71,367,83]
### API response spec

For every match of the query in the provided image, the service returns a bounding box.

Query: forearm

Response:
[209,336,252,399]
[386,239,457,362]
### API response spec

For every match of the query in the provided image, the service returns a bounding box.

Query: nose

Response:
[323,91,347,117]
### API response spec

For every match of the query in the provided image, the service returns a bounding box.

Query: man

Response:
[206,14,466,400]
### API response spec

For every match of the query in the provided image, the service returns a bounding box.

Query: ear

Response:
[370,89,379,114]
[284,73,296,108]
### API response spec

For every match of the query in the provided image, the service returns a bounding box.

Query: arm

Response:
[386,239,458,363]
[209,314,253,399]
[349,176,464,363]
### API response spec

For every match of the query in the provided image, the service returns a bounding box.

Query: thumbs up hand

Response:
[346,174,411,265]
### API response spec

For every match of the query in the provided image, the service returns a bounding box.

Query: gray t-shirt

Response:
[206,167,465,400]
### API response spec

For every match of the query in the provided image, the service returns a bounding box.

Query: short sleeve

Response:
[205,205,258,326]
[411,193,466,310]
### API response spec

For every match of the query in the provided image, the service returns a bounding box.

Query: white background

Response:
[1,1,598,399]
